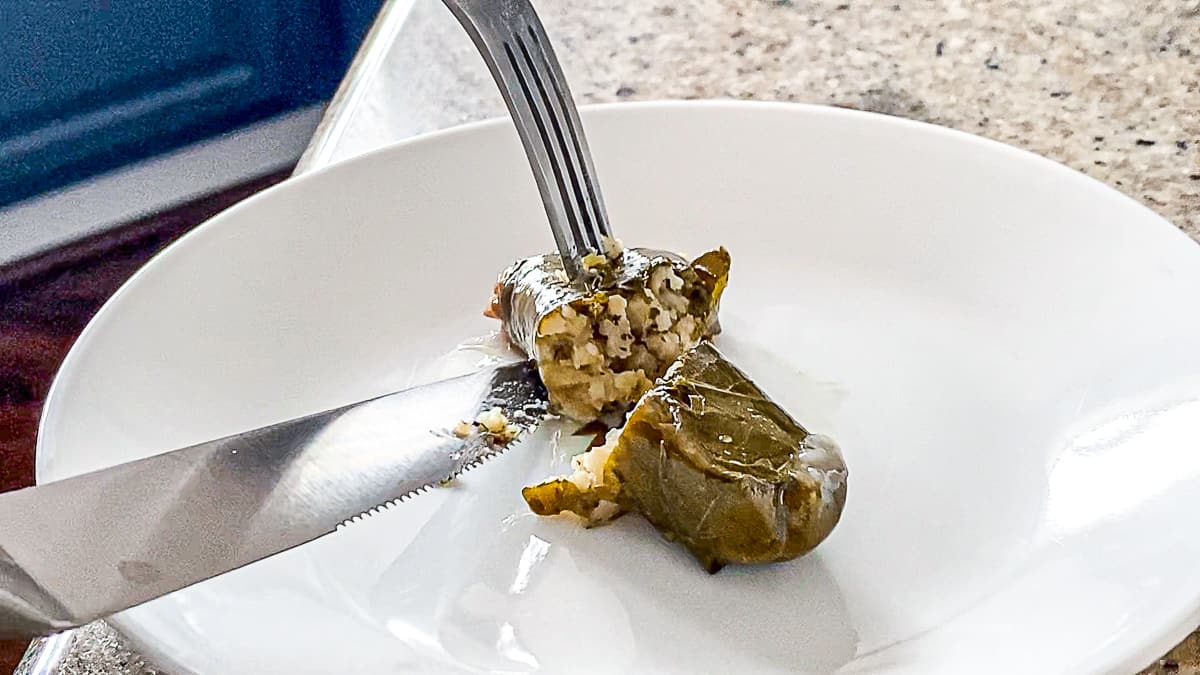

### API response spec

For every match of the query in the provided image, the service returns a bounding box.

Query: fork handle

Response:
[441,0,613,281]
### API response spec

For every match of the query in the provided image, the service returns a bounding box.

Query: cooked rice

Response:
[534,260,715,421]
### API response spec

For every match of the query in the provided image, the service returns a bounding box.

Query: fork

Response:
[441,0,614,282]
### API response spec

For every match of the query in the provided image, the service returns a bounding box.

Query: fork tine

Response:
[501,39,592,265]
[522,24,612,244]
[441,0,615,280]
[510,34,597,252]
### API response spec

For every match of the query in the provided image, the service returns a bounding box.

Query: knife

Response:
[0,360,547,638]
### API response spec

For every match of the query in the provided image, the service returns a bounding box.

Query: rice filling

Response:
[487,247,730,422]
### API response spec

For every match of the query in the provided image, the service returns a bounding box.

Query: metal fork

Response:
[441,0,613,282]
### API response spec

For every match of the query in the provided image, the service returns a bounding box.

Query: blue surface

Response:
[0,0,383,207]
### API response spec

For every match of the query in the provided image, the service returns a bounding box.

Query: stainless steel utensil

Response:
[0,361,547,637]
[441,0,614,281]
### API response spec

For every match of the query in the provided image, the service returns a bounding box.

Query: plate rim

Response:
[38,98,1198,480]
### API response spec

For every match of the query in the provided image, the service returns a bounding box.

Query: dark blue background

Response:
[0,1,383,207]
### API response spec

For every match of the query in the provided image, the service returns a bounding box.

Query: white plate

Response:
[39,102,1200,674]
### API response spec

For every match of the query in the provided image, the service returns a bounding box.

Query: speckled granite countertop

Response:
[23,0,1200,673]
[318,0,1200,242]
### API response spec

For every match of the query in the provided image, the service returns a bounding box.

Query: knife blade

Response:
[0,360,547,638]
